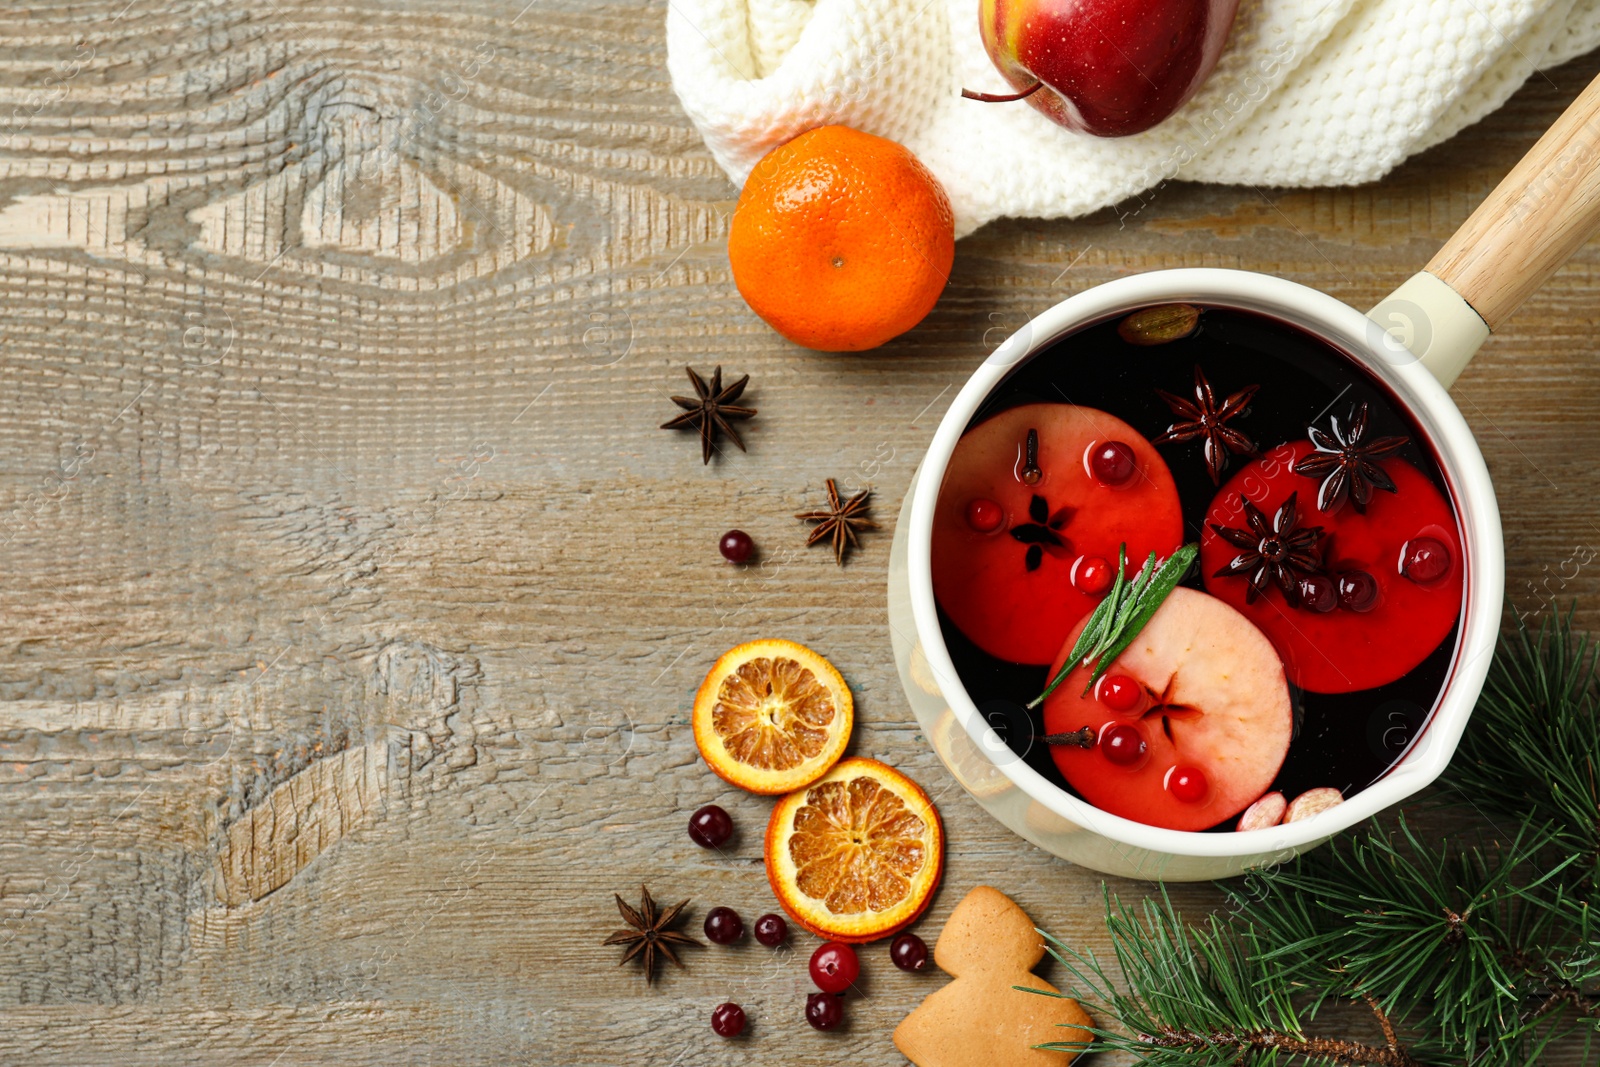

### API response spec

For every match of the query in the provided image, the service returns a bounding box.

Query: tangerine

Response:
[729,126,954,352]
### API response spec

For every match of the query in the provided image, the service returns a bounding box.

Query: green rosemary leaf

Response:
[1072,544,1129,661]
[1027,543,1197,709]
[1081,543,1198,693]
[1082,550,1157,667]
[1068,548,1126,658]
[1029,545,1128,709]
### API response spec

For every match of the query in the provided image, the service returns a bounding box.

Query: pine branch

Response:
[1506,947,1600,1024]
[1136,1023,1418,1067]
[1498,886,1600,1028]
[1224,815,1570,1055]
[1032,889,1434,1066]
[1136,992,1420,1066]
[1443,607,1600,876]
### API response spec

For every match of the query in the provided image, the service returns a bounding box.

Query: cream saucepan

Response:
[888,74,1600,880]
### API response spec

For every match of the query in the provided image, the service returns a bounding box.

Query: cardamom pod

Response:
[1117,303,1201,346]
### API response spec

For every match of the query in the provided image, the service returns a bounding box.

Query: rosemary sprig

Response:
[1028,542,1198,709]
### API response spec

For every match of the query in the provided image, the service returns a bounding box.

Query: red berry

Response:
[719,530,754,563]
[1096,673,1142,712]
[1072,555,1112,595]
[805,992,844,1031]
[1338,570,1380,613]
[809,941,859,994]
[1401,537,1451,584]
[1089,440,1137,486]
[965,498,1003,533]
[753,913,788,947]
[890,932,929,971]
[1100,724,1147,766]
[704,906,744,944]
[1299,574,1337,613]
[1167,765,1208,804]
[711,1001,746,1037]
[688,804,733,848]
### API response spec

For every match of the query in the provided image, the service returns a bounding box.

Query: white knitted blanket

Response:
[667,0,1600,236]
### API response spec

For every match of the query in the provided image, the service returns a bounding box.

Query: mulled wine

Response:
[931,305,1464,832]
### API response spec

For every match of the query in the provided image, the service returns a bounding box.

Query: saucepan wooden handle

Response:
[1428,71,1600,330]
[1371,72,1600,387]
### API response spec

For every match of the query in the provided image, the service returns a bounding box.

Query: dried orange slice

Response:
[692,639,853,794]
[765,758,944,943]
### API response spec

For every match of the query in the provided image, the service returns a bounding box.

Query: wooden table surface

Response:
[1,2,1597,1063]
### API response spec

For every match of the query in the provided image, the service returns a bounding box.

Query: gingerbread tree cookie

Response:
[893,886,1092,1067]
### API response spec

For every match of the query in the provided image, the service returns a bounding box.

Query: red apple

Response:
[1043,588,1293,832]
[1200,441,1464,694]
[932,403,1183,665]
[971,0,1242,137]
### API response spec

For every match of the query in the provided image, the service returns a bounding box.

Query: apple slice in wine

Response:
[1043,588,1293,832]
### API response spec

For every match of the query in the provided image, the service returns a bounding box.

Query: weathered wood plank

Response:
[0,0,1595,1063]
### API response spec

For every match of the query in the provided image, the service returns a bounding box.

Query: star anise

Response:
[1009,493,1074,572]
[1209,491,1325,606]
[1294,402,1409,514]
[796,478,876,564]
[601,885,701,985]
[660,365,756,464]
[1153,365,1259,485]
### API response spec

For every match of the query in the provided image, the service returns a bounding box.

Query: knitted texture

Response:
[667,0,1600,236]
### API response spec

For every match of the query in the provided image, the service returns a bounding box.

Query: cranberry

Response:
[1089,440,1138,486]
[966,498,1003,533]
[1299,574,1337,613]
[890,932,929,972]
[1401,537,1451,584]
[688,804,733,848]
[1073,555,1113,595]
[719,529,754,563]
[1101,724,1147,766]
[805,992,844,1031]
[1096,673,1143,712]
[704,906,744,944]
[1338,570,1380,613]
[711,1002,747,1037]
[754,913,788,947]
[809,941,860,994]
[1167,765,1208,804]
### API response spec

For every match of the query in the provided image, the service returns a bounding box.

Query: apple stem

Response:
[961,81,1044,104]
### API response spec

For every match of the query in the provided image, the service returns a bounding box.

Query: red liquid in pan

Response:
[931,307,1464,832]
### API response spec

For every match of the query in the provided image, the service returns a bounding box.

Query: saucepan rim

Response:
[905,267,1504,859]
